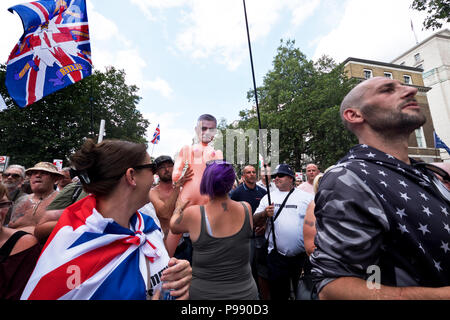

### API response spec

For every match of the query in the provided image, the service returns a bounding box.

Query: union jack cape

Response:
[21,195,170,300]
[6,0,92,108]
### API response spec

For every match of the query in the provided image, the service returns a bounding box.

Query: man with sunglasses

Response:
[253,164,314,300]
[311,77,450,299]
[2,165,27,226]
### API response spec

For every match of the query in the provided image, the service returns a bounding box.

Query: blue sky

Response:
[1,0,449,159]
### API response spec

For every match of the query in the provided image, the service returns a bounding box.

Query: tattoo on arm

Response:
[175,209,184,225]
[304,219,315,227]
[221,202,228,212]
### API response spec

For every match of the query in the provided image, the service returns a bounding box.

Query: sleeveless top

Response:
[189,202,259,300]
[0,231,41,300]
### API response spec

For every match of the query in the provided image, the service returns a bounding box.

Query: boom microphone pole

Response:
[242,0,271,205]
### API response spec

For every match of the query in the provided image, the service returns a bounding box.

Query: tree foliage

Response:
[411,0,450,30]
[236,39,358,171]
[0,64,149,167]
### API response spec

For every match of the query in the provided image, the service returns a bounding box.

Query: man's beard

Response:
[361,103,426,135]
[2,181,19,190]
[159,174,172,183]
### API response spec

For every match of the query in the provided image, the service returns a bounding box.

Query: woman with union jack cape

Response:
[21,139,192,300]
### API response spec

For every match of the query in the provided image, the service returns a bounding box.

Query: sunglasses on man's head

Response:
[205,160,229,166]
[2,173,21,179]
[0,201,12,209]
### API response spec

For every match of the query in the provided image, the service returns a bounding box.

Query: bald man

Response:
[311,77,450,299]
[298,164,320,194]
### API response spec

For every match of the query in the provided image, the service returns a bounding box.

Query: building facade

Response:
[343,57,441,163]
[391,29,450,162]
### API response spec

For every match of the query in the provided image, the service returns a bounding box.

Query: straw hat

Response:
[25,162,64,177]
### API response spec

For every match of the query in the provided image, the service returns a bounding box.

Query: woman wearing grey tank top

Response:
[170,160,259,300]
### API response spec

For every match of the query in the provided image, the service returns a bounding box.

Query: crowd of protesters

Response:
[1,77,450,300]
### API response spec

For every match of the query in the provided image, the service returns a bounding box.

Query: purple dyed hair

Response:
[200,161,235,199]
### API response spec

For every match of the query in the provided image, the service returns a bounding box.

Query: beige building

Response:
[343,57,441,163]
[391,29,450,162]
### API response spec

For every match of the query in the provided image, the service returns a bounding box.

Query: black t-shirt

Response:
[230,183,267,214]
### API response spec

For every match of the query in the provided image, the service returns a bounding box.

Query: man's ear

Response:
[342,108,364,125]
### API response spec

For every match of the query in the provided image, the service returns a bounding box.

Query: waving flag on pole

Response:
[21,195,170,300]
[434,131,450,156]
[151,124,161,145]
[5,0,92,108]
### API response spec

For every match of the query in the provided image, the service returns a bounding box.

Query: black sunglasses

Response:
[414,162,450,182]
[133,163,156,173]
[273,173,288,178]
[0,201,13,209]
[2,173,21,179]
[205,159,229,166]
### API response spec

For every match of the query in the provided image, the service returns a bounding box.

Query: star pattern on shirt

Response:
[395,208,407,219]
[422,206,433,217]
[433,260,443,272]
[399,180,409,188]
[444,223,450,234]
[442,207,449,217]
[400,192,411,202]
[378,170,387,177]
[418,223,431,236]
[398,223,409,234]
[441,241,449,254]
[341,144,450,279]
[419,192,429,201]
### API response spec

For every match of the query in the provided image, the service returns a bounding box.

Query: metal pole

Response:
[242,0,271,204]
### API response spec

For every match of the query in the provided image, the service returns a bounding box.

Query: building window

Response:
[415,127,427,148]
[404,75,412,84]
[363,69,373,79]
[384,72,393,79]
[414,53,421,63]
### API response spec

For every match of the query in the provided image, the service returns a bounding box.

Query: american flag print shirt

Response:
[311,145,450,294]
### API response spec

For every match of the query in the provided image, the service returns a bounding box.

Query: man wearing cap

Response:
[253,163,314,300]
[8,162,63,232]
[150,156,193,240]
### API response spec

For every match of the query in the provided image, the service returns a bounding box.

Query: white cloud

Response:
[87,1,173,99]
[312,0,450,63]
[143,78,173,98]
[130,0,321,70]
[144,112,194,158]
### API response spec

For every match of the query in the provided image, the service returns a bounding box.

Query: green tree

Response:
[0,64,149,167]
[238,39,358,171]
[411,0,450,30]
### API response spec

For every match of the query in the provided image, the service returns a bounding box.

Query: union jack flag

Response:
[151,124,160,145]
[5,0,92,108]
[21,195,170,300]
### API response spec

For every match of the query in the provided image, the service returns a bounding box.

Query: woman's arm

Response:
[170,199,191,235]
[303,201,316,256]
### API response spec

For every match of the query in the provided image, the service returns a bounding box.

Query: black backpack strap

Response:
[0,231,29,263]
[271,188,295,253]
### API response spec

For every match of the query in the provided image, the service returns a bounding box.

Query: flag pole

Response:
[242,0,271,204]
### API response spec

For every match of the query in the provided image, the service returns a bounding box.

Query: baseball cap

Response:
[272,164,295,179]
[154,155,174,169]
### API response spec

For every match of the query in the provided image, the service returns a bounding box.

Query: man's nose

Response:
[403,85,418,98]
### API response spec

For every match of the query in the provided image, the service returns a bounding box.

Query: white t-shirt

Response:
[255,188,314,257]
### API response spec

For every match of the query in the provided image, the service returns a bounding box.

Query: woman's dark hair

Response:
[70,139,147,197]
[200,161,235,199]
